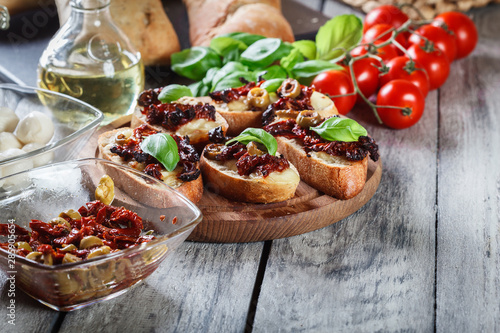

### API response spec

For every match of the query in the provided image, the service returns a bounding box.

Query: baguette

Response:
[200,143,300,203]
[97,126,203,203]
[132,96,229,148]
[184,0,294,46]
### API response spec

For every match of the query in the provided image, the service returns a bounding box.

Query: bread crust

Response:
[200,151,300,203]
[275,137,367,200]
[184,0,294,46]
[97,128,203,204]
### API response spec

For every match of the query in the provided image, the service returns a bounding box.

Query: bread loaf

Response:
[55,0,180,65]
[183,0,294,46]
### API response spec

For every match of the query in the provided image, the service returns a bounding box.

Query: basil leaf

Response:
[241,38,293,69]
[292,40,317,60]
[260,78,285,93]
[211,71,255,92]
[217,32,267,46]
[225,128,278,156]
[139,133,180,172]
[315,14,363,60]
[280,48,304,73]
[158,84,193,103]
[189,81,204,97]
[291,60,343,79]
[310,117,368,142]
[211,61,249,89]
[210,36,247,64]
[171,46,222,81]
[255,65,288,81]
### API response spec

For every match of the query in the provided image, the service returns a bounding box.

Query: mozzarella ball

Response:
[15,111,55,144]
[0,107,19,132]
[0,132,22,152]
[22,142,54,167]
[0,148,34,189]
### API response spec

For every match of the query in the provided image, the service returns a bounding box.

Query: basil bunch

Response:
[170,14,363,97]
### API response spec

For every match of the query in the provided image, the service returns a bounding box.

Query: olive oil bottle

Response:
[37,0,144,125]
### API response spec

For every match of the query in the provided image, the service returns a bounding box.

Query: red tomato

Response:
[312,70,356,115]
[380,56,430,97]
[363,5,409,33]
[376,79,425,129]
[408,24,456,62]
[351,57,380,101]
[432,12,478,59]
[362,23,408,49]
[407,44,450,90]
[350,42,399,62]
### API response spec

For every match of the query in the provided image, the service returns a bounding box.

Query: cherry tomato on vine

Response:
[362,23,408,49]
[432,11,478,59]
[407,44,450,90]
[312,70,356,115]
[363,5,409,33]
[350,57,380,102]
[376,79,425,129]
[380,56,430,97]
[350,41,399,62]
[408,24,456,62]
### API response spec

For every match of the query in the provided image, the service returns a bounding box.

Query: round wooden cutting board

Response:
[87,118,382,243]
[189,158,382,243]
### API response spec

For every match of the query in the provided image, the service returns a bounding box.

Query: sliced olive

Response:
[203,143,225,160]
[26,251,43,262]
[279,78,301,98]
[87,246,111,259]
[275,109,300,119]
[49,217,71,229]
[246,142,265,156]
[59,209,81,221]
[296,110,322,128]
[15,241,32,252]
[95,174,114,205]
[79,235,104,250]
[62,253,82,264]
[247,87,271,109]
[60,244,78,252]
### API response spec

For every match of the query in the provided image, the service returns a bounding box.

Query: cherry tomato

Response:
[363,5,409,33]
[312,70,356,115]
[350,42,399,63]
[408,24,456,62]
[362,23,408,49]
[351,57,380,101]
[380,56,430,97]
[407,44,450,90]
[376,79,425,129]
[432,12,478,59]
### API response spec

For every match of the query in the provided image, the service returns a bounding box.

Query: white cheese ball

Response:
[15,111,55,145]
[22,142,54,167]
[0,107,19,132]
[0,132,23,152]
[0,148,34,189]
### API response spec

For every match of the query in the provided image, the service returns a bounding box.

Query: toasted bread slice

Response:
[200,150,300,203]
[275,137,367,200]
[98,127,203,203]
[131,97,228,146]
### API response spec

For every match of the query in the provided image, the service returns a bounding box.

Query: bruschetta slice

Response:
[98,124,203,203]
[199,128,300,203]
[264,114,379,200]
[210,78,337,136]
[133,89,228,149]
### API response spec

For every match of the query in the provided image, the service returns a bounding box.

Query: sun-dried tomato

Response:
[209,81,259,103]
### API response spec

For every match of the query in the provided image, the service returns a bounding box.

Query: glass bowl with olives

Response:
[0,158,203,311]
[0,83,103,191]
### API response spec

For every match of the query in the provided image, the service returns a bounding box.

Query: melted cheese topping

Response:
[216,158,300,184]
[177,118,219,141]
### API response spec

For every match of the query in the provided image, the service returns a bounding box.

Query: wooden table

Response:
[1,1,500,332]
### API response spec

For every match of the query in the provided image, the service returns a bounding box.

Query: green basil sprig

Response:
[225,128,278,156]
[171,46,222,81]
[315,14,363,60]
[139,133,180,172]
[158,84,193,103]
[310,117,367,142]
[240,38,293,69]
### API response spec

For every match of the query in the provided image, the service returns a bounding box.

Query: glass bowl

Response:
[0,83,103,188]
[0,158,203,311]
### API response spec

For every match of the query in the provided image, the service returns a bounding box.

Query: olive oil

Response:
[38,50,144,125]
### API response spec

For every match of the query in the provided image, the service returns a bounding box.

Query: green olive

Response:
[15,241,32,252]
[279,78,301,98]
[61,244,78,252]
[62,253,82,264]
[247,87,271,109]
[49,217,71,229]
[87,246,111,259]
[95,174,114,205]
[275,109,300,119]
[26,251,43,262]
[296,110,322,128]
[79,236,104,250]
[59,209,81,221]
[246,142,265,156]
[203,143,225,160]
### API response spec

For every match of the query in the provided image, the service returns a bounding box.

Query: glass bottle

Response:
[37,0,144,125]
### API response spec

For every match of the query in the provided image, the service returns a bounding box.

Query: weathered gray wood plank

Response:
[253,85,439,331]
[0,271,59,332]
[436,6,500,332]
[58,242,262,333]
